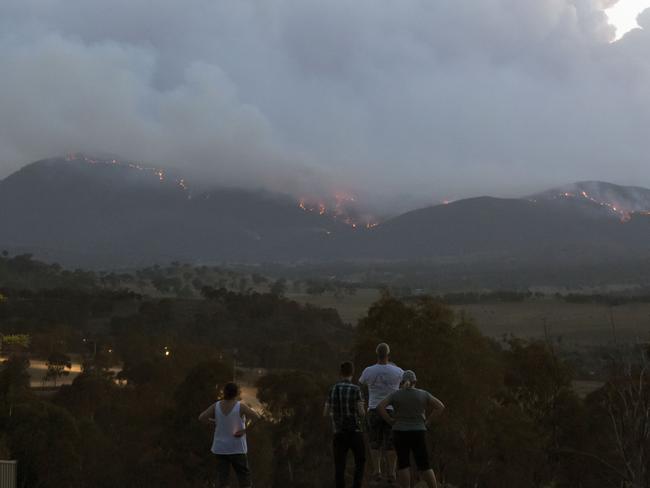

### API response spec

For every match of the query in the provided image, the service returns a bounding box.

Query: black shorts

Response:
[215,453,252,487]
[393,430,431,471]
[366,409,394,450]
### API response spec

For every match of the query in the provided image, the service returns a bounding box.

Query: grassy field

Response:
[288,288,382,324]
[457,301,650,344]
[290,289,650,344]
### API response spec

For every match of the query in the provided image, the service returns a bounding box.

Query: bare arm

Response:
[358,384,369,411]
[198,404,216,425]
[235,403,261,437]
[323,403,330,417]
[425,395,445,427]
[240,402,261,422]
[377,397,394,426]
[356,388,365,417]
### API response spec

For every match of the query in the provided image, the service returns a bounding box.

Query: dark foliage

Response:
[0,281,646,487]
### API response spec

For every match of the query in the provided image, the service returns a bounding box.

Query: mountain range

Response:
[1,155,649,269]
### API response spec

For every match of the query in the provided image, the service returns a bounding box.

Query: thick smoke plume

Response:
[1,0,650,207]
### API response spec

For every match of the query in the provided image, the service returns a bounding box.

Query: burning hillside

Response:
[64,153,381,227]
[2,156,650,268]
[65,153,190,195]
[297,193,379,229]
[530,181,650,222]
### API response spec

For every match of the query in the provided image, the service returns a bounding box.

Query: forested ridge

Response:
[0,257,648,487]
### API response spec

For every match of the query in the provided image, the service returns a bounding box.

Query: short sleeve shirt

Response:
[358,363,404,409]
[325,380,363,433]
[385,388,435,431]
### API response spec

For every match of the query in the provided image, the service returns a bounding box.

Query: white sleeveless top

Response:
[211,401,247,455]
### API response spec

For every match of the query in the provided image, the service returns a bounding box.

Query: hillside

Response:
[364,195,650,261]
[1,157,650,269]
[530,180,650,219]
[0,156,354,266]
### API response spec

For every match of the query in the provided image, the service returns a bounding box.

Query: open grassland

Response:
[291,289,650,344]
[458,301,650,344]
[288,288,381,324]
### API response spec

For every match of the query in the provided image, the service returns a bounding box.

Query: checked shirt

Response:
[326,380,363,433]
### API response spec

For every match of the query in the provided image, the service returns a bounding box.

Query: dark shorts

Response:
[366,409,394,451]
[393,430,431,471]
[215,453,252,487]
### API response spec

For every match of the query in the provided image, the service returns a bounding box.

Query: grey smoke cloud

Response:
[1,0,649,207]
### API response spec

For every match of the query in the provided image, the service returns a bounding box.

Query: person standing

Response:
[377,370,445,488]
[359,343,404,485]
[324,361,366,488]
[199,382,260,488]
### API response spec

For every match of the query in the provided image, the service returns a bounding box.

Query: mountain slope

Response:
[0,157,353,266]
[529,181,650,220]
[1,158,649,267]
[362,195,650,261]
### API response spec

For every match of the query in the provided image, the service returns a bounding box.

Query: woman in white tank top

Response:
[199,382,261,488]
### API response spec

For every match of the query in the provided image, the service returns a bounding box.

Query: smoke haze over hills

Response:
[1,157,649,272]
[2,1,650,206]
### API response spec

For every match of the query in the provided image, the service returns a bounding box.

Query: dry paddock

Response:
[291,290,650,344]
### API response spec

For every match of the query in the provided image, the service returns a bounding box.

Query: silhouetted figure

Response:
[359,343,403,485]
[324,361,366,488]
[377,370,445,488]
[199,382,260,488]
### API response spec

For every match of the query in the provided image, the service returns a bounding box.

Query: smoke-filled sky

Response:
[1,0,650,206]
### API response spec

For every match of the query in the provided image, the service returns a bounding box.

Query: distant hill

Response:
[0,156,353,267]
[529,181,650,220]
[1,157,649,269]
[363,195,650,261]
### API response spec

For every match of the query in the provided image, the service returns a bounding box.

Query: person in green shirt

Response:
[377,370,445,488]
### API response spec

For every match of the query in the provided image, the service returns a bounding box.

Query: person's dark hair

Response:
[223,382,240,400]
[340,361,354,377]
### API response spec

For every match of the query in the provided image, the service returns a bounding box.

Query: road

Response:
[0,355,120,387]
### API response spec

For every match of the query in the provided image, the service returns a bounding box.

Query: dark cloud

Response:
[0,0,649,208]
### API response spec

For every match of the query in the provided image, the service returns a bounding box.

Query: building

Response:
[0,461,16,488]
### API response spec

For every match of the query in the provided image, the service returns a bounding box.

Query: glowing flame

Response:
[65,153,190,194]
[297,192,378,230]
[555,189,634,222]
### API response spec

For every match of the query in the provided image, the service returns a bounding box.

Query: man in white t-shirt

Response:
[358,343,403,486]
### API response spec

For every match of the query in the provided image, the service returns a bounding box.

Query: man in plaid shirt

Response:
[324,361,366,488]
